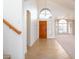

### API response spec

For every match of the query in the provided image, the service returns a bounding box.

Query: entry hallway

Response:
[25,39,71,59]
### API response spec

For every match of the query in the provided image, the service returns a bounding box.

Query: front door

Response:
[39,21,47,39]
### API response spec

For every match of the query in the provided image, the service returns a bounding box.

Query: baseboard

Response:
[47,36,56,39]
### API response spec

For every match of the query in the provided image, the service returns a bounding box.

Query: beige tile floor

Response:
[25,39,71,59]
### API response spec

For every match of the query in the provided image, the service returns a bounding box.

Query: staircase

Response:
[3,19,22,59]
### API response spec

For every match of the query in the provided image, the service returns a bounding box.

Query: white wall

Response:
[37,0,74,38]
[3,0,26,59]
[24,0,38,46]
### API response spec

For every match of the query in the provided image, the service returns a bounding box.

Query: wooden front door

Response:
[39,21,47,39]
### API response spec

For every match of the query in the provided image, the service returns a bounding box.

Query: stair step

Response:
[3,55,10,59]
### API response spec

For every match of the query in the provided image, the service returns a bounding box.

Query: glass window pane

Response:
[58,20,67,33]
[39,9,52,19]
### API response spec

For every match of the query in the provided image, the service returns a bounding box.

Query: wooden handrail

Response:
[3,19,22,35]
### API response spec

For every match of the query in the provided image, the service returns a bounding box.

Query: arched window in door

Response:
[39,8,52,19]
[58,19,67,33]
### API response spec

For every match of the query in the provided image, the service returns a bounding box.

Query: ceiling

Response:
[24,0,75,10]
[49,0,75,10]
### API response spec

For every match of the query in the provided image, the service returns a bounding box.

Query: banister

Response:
[3,18,22,35]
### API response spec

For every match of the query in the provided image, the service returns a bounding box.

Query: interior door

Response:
[39,21,47,39]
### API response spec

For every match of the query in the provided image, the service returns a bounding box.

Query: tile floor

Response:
[25,39,71,59]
